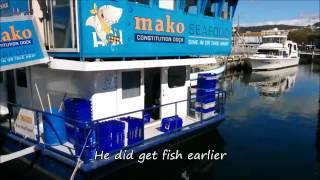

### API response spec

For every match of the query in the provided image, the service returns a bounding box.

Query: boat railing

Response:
[4,89,226,164]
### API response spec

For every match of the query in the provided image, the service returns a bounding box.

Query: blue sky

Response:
[234,0,320,26]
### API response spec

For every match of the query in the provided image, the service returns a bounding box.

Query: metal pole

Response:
[200,103,203,121]
[175,102,177,115]
[35,111,41,144]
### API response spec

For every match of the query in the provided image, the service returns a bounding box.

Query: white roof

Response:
[263,35,287,38]
[258,43,286,50]
[49,57,217,71]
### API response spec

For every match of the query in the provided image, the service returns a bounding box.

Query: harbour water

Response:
[105,63,320,180]
[0,64,319,179]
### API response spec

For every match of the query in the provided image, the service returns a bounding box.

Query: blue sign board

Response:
[79,1,233,58]
[0,16,48,71]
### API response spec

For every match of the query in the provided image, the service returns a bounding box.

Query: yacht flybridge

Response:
[249,35,300,70]
[0,0,238,178]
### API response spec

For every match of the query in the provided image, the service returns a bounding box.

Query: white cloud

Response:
[240,16,320,27]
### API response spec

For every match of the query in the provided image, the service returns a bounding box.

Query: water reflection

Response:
[105,128,225,180]
[316,79,320,177]
[248,67,298,97]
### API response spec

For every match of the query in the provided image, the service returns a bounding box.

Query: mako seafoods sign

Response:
[82,1,232,58]
[0,16,48,71]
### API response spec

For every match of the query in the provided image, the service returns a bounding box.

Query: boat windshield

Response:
[262,37,286,44]
[256,49,281,56]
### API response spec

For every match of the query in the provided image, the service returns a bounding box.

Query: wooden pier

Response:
[300,51,320,64]
[218,55,250,69]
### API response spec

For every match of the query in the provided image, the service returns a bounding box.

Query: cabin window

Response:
[159,0,176,10]
[294,45,297,50]
[257,49,280,56]
[204,0,218,17]
[185,0,198,15]
[47,0,78,50]
[16,68,27,88]
[122,71,141,99]
[0,72,3,84]
[129,0,150,5]
[168,67,186,88]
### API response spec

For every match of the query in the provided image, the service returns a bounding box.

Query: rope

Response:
[70,129,93,180]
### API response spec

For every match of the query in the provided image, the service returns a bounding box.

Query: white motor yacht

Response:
[249,35,300,70]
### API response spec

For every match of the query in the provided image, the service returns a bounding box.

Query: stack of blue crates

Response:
[97,120,125,153]
[120,117,144,145]
[195,73,217,120]
[160,115,183,132]
[64,98,96,162]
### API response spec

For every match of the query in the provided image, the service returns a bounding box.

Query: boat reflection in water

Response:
[105,128,225,179]
[248,67,298,97]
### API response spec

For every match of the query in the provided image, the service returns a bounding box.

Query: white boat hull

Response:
[249,57,299,70]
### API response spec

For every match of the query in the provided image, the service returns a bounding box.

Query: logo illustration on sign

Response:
[86,3,123,47]
[0,0,9,10]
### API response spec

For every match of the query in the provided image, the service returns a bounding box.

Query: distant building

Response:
[238,31,262,44]
[233,31,261,55]
[261,28,289,36]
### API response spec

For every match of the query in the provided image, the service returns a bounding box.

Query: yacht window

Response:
[16,68,27,88]
[204,0,218,17]
[185,0,198,15]
[122,71,141,99]
[0,72,3,84]
[168,66,186,88]
[288,44,292,54]
[294,45,297,50]
[129,0,150,5]
[262,37,285,44]
[159,0,176,10]
[257,49,280,56]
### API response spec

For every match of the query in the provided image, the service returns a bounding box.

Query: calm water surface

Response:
[107,64,320,180]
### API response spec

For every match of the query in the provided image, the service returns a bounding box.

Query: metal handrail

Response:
[7,89,225,125]
[6,89,226,158]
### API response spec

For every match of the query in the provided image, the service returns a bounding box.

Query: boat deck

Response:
[1,116,201,157]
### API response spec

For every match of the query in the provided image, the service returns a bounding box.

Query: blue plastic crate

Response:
[74,144,96,162]
[196,88,216,96]
[160,115,183,132]
[197,73,217,89]
[195,101,216,110]
[64,98,93,142]
[64,98,92,123]
[143,111,151,124]
[97,120,125,153]
[73,126,96,162]
[120,117,144,145]
[195,107,215,113]
[196,89,216,103]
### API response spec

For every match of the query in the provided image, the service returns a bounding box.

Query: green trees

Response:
[288,28,320,47]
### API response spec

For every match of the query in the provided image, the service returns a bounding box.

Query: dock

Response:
[299,51,320,64]
[217,55,250,70]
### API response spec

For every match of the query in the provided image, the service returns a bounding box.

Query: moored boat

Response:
[249,35,300,70]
